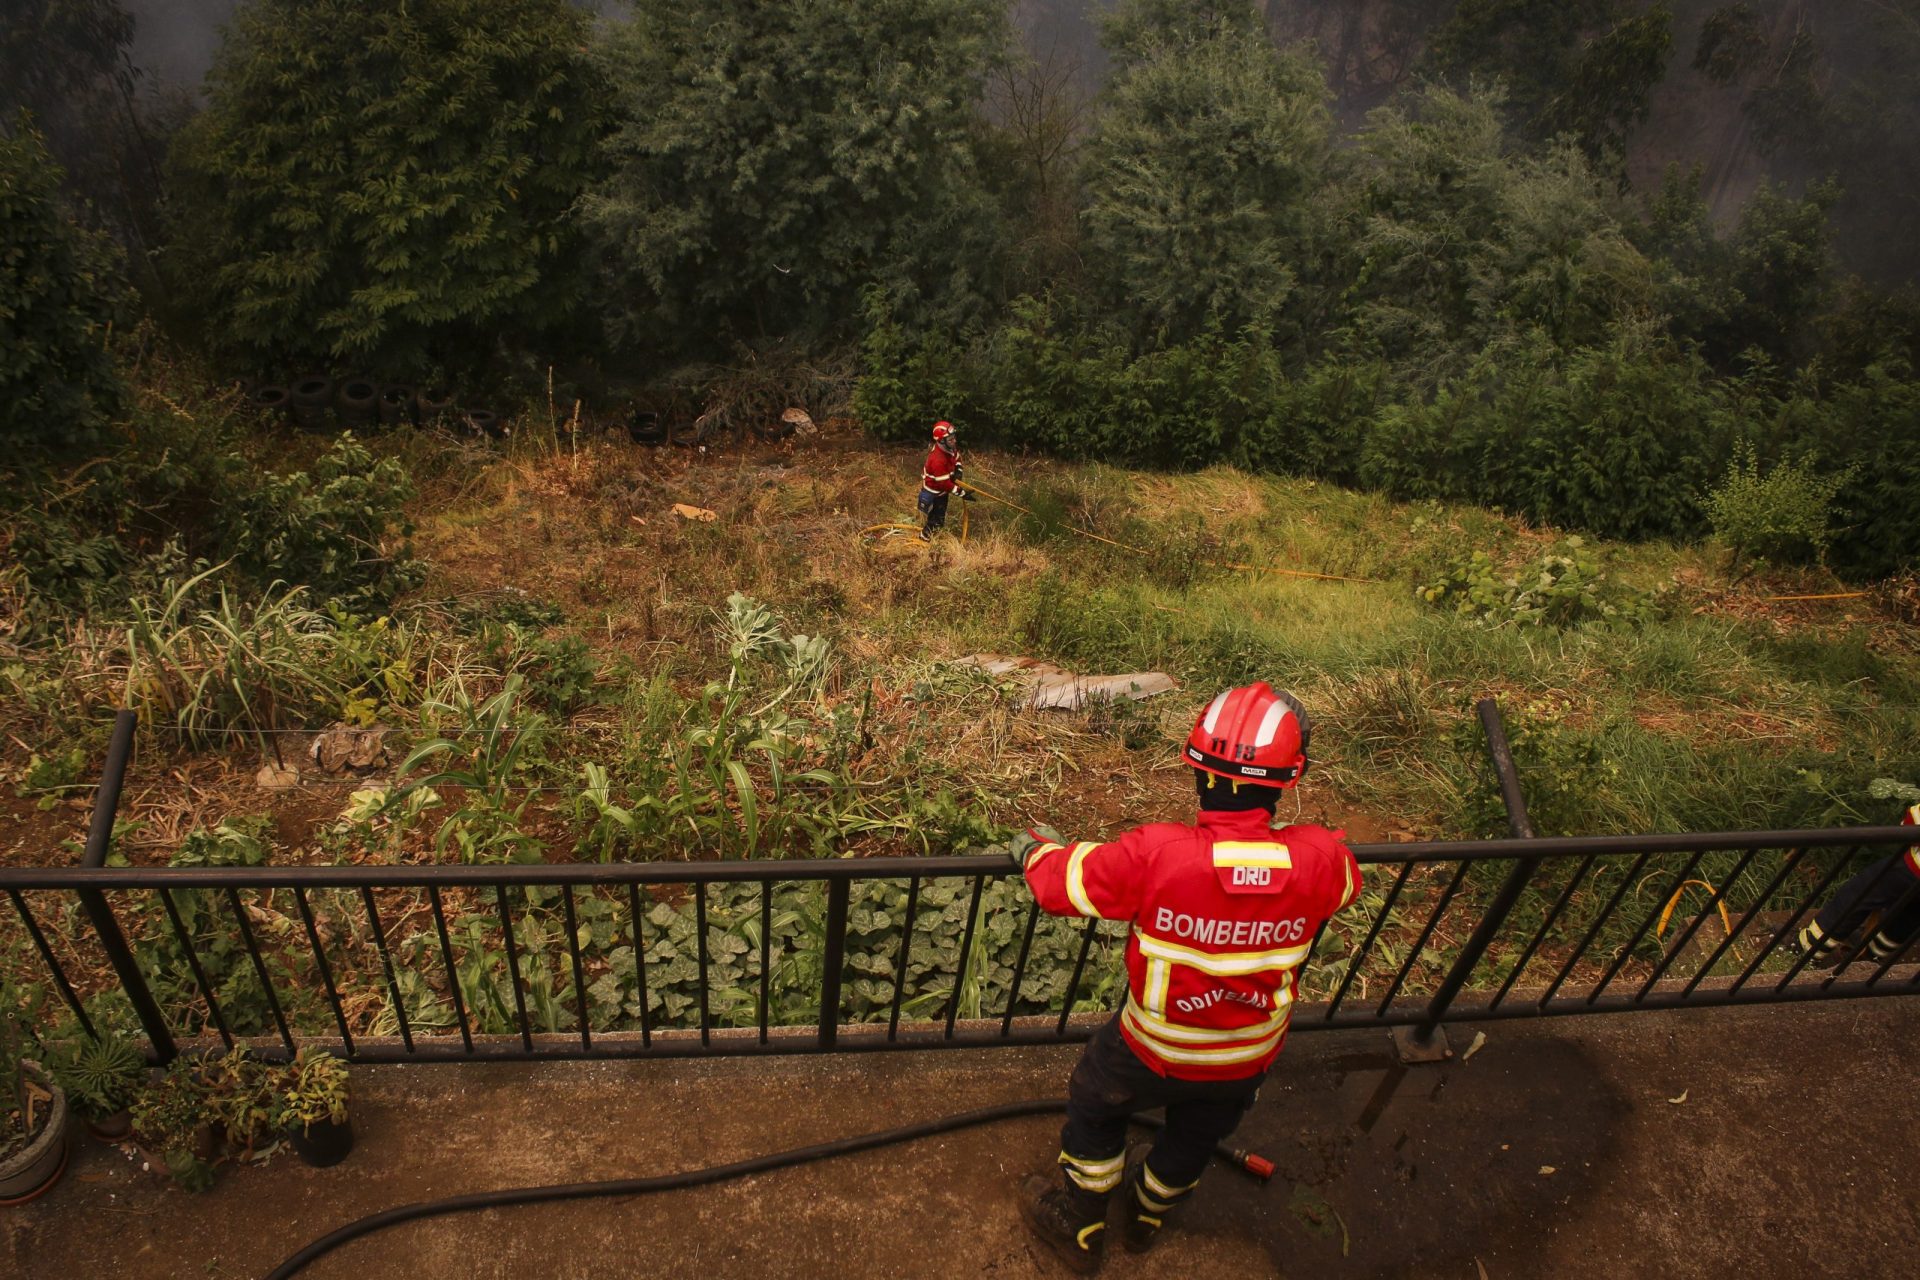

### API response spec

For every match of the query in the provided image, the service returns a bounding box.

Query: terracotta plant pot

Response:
[0,1062,72,1206]
[87,1109,132,1143]
[288,1115,353,1168]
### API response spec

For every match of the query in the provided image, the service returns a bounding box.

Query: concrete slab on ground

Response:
[6,999,1917,1279]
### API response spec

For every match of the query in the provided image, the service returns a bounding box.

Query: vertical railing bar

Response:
[1375,860,1472,1017]
[7,889,97,1040]
[1490,854,1597,1009]
[158,887,230,1049]
[1000,898,1043,1036]
[495,883,534,1053]
[292,887,355,1055]
[226,886,294,1056]
[1729,850,1860,994]
[627,882,651,1049]
[358,887,414,1054]
[944,875,987,1039]
[75,710,176,1061]
[1682,846,1810,997]
[818,878,851,1049]
[1538,851,1653,1007]
[427,886,474,1053]
[694,881,712,1048]
[1408,697,1543,1038]
[758,879,772,1045]
[1324,860,1414,1020]
[1634,847,1761,1000]
[1056,916,1100,1036]
[887,875,920,1042]
[561,885,591,1052]
[1586,851,1706,1005]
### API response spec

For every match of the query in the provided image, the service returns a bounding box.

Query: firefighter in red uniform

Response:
[1011,683,1360,1274]
[918,420,963,540]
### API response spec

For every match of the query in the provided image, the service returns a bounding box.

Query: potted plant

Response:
[0,979,72,1205]
[197,1048,278,1158]
[46,1030,147,1141]
[130,1058,216,1192]
[272,1048,352,1168]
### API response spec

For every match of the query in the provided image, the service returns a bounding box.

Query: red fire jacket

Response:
[1906,803,1920,877]
[921,445,959,494]
[1022,807,1360,1081]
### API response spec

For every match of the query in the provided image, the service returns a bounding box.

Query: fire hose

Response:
[266,1098,1274,1278]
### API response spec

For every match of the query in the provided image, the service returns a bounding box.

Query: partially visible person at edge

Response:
[1009,683,1360,1274]
[918,420,962,540]
[1795,800,1920,968]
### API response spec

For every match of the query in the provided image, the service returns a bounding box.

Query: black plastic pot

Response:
[378,385,415,427]
[337,378,378,426]
[415,388,456,425]
[290,376,334,431]
[289,1115,354,1168]
[249,384,291,419]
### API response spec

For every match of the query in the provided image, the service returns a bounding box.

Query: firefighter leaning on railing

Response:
[1008,683,1361,1275]
[1797,802,1920,967]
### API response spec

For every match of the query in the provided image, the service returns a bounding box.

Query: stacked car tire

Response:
[248,376,501,438]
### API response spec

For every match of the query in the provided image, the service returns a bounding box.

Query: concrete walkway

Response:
[6,999,1917,1279]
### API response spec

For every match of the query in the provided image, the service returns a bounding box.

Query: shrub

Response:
[1705,442,1854,571]
[1418,538,1663,627]
[0,121,126,450]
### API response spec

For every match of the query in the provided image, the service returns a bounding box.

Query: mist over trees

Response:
[7,0,1920,575]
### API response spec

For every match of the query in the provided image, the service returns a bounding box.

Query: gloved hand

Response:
[1008,825,1063,871]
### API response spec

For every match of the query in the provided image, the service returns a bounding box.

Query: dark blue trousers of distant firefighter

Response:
[1799,847,1920,965]
[918,487,949,537]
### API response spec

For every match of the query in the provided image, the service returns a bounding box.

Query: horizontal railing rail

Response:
[5,701,1916,1068]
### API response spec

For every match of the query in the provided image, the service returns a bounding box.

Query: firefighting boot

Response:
[1121,1146,1198,1254]
[1787,919,1851,970]
[1018,1173,1109,1275]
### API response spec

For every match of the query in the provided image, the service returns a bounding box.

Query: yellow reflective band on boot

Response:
[1075,1222,1106,1249]
[1142,1162,1198,1201]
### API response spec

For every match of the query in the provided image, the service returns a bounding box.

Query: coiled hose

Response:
[266,1098,1274,1278]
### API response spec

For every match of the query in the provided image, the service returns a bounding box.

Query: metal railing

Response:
[2,705,1916,1066]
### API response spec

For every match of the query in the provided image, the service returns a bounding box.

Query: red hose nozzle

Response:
[1230,1149,1275,1181]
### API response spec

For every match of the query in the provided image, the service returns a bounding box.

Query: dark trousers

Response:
[918,488,949,534]
[1808,853,1920,960]
[1057,1016,1263,1209]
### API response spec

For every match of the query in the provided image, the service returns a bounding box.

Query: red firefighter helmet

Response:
[932,420,954,442]
[1184,683,1311,787]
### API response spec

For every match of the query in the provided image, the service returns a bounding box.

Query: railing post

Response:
[75,710,178,1063]
[817,877,851,1049]
[1395,699,1540,1063]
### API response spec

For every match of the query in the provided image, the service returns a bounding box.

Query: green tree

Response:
[587,0,1009,354]
[0,120,126,451]
[1080,2,1332,345]
[1427,1,1672,159]
[166,0,608,377]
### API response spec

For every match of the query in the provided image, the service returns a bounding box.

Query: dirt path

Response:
[7,999,1917,1279]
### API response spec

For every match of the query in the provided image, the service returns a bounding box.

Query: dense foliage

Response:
[166,0,608,376]
[0,122,126,449]
[586,0,1010,354]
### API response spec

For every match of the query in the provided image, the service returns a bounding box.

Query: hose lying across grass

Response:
[265,1098,1275,1278]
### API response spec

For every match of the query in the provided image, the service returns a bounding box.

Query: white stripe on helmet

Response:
[1201,692,1230,735]
[1253,702,1287,748]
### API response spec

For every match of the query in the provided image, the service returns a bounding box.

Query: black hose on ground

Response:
[266,1098,1275,1279]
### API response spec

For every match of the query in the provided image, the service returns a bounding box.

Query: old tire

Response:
[291,376,334,431]
[337,378,378,426]
[415,388,455,425]
[0,1063,71,1205]
[464,409,505,440]
[378,385,415,427]
[249,384,291,419]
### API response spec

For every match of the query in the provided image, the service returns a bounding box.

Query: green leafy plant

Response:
[45,1032,146,1121]
[393,676,546,864]
[16,746,89,810]
[271,1048,349,1135]
[1705,442,1856,572]
[130,1058,216,1191]
[1418,539,1662,628]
